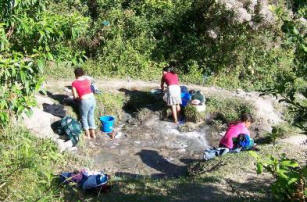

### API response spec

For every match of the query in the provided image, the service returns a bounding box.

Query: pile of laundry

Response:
[180,86,206,111]
[60,169,111,193]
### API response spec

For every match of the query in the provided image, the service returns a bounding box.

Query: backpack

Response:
[234,134,254,150]
[58,116,82,146]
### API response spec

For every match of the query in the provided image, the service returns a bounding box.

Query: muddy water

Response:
[77,114,214,178]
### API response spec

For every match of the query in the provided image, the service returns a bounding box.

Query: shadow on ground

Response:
[119,88,165,116]
[45,90,80,119]
[59,174,272,202]
[115,149,197,179]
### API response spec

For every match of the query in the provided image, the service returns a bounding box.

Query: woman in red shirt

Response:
[161,64,182,123]
[72,68,96,139]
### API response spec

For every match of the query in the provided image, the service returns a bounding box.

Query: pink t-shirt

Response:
[162,72,179,86]
[72,79,92,98]
[219,122,250,149]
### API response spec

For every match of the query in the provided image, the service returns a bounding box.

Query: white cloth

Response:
[166,85,182,105]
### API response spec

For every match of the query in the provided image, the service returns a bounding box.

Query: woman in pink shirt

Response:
[161,63,182,123]
[72,68,96,139]
[219,113,253,149]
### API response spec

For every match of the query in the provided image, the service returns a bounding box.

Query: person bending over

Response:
[161,64,182,123]
[72,67,96,139]
[219,113,253,149]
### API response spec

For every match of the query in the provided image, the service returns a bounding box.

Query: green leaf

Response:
[256,163,263,174]
[293,27,299,35]
[37,59,45,72]
[287,177,298,185]
[47,52,54,60]
[280,160,299,168]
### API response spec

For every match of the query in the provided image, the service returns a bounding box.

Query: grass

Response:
[95,92,126,122]
[44,61,75,79]
[0,126,64,201]
[0,125,92,201]
[205,96,255,123]
[183,104,206,123]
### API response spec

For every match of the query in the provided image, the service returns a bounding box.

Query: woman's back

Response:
[72,78,91,98]
[220,122,250,149]
[162,72,179,86]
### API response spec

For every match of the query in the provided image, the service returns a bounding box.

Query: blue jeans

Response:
[203,147,242,160]
[80,95,96,130]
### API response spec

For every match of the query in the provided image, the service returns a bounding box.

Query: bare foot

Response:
[89,129,96,139]
[110,132,115,140]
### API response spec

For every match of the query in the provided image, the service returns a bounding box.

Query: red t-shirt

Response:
[72,79,92,98]
[162,72,179,86]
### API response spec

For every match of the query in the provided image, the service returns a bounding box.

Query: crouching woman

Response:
[219,113,253,149]
[72,67,96,139]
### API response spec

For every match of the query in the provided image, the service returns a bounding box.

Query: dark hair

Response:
[163,66,172,72]
[74,67,85,77]
[163,61,178,74]
[240,113,254,123]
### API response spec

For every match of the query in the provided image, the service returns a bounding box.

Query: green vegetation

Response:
[249,2,307,200]
[0,0,306,201]
[183,105,205,123]
[250,150,306,201]
[95,92,126,121]
[1,0,305,125]
[0,126,64,201]
[206,96,254,123]
[2,0,303,90]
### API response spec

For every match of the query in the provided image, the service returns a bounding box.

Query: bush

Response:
[0,53,43,126]
[250,152,307,201]
[183,104,205,123]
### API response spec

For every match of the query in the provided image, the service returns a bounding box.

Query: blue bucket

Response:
[100,116,115,133]
[181,92,191,107]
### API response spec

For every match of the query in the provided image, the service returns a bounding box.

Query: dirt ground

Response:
[22,78,307,200]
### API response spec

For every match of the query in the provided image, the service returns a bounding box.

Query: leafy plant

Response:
[250,151,307,201]
[265,0,307,132]
[0,52,43,126]
[270,126,286,145]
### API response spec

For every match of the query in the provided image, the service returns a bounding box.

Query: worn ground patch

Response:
[22,78,306,201]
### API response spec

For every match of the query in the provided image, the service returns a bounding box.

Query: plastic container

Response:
[100,116,115,133]
[181,92,191,107]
